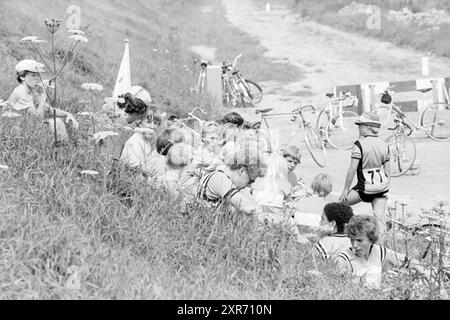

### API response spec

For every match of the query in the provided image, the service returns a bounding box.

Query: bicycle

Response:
[255,105,327,167]
[173,106,208,139]
[377,86,450,176]
[315,91,360,150]
[222,54,263,107]
[379,86,450,142]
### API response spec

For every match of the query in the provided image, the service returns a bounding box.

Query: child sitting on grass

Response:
[294,173,338,227]
[193,121,222,171]
[252,154,307,243]
[8,59,79,142]
[282,145,302,188]
[335,215,432,289]
[161,142,194,197]
[314,202,353,263]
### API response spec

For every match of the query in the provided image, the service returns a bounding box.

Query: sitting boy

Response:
[314,203,353,262]
[335,215,432,289]
[294,173,338,227]
[197,138,266,214]
[161,142,195,197]
[193,121,222,171]
[282,145,302,188]
[8,59,79,141]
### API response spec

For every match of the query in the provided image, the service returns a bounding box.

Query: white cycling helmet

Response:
[15,59,46,73]
[129,85,152,106]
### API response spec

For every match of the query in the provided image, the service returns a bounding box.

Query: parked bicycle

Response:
[255,105,327,167]
[379,86,450,142]
[171,106,208,139]
[316,91,359,150]
[378,86,450,176]
[222,54,263,107]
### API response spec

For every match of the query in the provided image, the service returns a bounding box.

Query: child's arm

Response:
[340,158,358,202]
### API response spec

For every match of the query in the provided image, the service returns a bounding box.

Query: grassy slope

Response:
[279,0,450,58]
[0,0,302,117]
[0,0,445,300]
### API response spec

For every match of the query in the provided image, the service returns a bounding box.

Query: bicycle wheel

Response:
[242,80,263,105]
[325,110,359,150]
[315,108,329,141]
[304,125,327,167]
[386,134,416,177]
[420,104,450,142]
[224,80,239,106]
[409,224,449,272]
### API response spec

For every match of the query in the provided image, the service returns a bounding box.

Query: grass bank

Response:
[0,0,447,300]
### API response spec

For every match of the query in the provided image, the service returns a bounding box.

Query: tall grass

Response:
[0,0,448,300]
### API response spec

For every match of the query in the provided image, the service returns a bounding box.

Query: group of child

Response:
[3,59,435,290]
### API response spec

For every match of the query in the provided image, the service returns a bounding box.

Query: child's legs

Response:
[371,197,388,239]
[343,189,361,206]
[46,117,68,141]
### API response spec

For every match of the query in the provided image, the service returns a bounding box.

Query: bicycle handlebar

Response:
[292,104,316,114]
[232,54,242,68]
[188,106,207,116]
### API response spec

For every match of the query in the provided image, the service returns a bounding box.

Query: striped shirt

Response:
[314,234,351,262]
[337,244,410,289]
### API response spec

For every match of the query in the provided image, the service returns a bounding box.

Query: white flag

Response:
[113,39,132,98]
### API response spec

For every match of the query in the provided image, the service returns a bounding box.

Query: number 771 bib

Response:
[362,167,389,194]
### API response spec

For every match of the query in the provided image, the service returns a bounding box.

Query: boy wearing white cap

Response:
[340,112,391,240]
[8,59,79,141]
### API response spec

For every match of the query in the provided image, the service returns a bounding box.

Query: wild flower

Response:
[20,36,38,42]
[69,34,89,43]
[77,111,95,117]
[1,112,22,118]
[68,29,85,35]
[117,97,125,104]
[307,270,323,277]
[31,39,48,44]
[93,131,119,144]
[80,170,99,176]
[81,83,104,91]
[0,164,9,170]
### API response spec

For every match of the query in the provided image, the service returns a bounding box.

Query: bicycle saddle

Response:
[255,108,273,114]
[416,88,432,93]
[326,93,334,98]
[243,121,261,130]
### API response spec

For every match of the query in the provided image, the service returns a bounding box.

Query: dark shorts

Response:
[352,186,388,203]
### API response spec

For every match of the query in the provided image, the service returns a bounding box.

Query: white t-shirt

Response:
[119,132,153,172]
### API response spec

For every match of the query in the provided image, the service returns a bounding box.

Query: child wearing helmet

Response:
[8,59,79,141]
[340,112,391,241]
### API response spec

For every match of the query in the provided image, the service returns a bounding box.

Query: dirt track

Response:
[222,0,450,218]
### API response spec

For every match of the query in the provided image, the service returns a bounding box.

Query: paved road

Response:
[223,0,450,219]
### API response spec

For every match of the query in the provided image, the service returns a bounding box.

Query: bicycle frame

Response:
[259,109,310,149]
[327,92,358,130]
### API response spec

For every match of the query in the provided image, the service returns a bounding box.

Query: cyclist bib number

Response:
[363,167,389,194]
